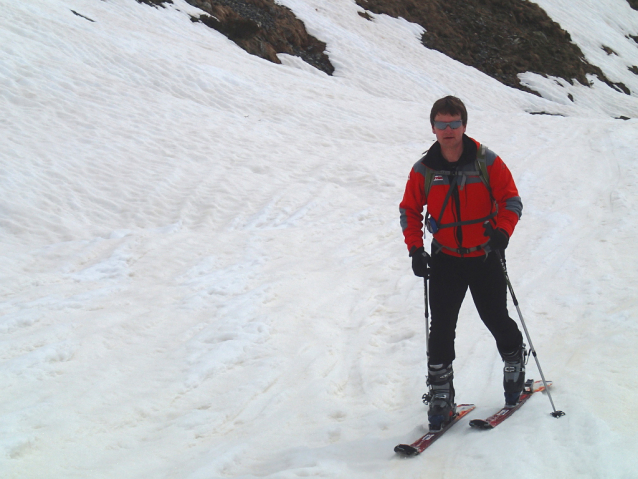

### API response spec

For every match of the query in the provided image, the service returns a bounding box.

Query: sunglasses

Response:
[433,120,463,130]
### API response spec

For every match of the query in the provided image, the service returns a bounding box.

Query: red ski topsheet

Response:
[395,404,476,456]
[469,380,551,429]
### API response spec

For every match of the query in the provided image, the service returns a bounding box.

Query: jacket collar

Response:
[422,134,478,170]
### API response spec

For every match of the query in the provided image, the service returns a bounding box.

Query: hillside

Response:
[139,0,638,109]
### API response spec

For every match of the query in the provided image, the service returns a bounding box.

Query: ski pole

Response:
[495,250,565,418]
[424,277,429,360]
[421,275,432,406]
[423,228,430,361]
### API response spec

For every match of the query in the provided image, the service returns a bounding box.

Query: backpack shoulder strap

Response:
[476,144,492,194]
[476,144,499,223]
[424,167,435,198]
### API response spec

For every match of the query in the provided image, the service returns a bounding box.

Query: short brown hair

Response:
[430,96,468,126]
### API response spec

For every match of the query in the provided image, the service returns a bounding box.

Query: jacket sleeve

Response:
[399,165,426,253]
[488,156,522,237]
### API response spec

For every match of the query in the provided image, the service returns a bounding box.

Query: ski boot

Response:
[502,344,527,406]
[422,363,456,431]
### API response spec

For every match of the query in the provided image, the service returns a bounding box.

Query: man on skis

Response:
[399,96,526,430]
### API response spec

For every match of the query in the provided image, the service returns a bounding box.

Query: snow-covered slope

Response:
[1,0,637,478]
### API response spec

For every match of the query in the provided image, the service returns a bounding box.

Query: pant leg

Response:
[428,252,470,366]
[467,253,523,356]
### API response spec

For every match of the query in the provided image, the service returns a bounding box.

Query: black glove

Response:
[410,246,430,278]
[484,224,510,251]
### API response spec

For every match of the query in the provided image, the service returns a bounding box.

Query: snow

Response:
[1,0,638,477]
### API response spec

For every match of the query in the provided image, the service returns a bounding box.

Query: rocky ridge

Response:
[356,0,633,96]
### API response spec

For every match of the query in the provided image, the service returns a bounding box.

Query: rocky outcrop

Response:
[137,0,333,75]
[188,0,334,75]
[355,0,630,96]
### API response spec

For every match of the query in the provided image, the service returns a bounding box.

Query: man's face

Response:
[432,113,466,149]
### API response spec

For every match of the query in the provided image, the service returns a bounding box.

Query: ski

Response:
[469,379,551,430]
[394,404,476,457]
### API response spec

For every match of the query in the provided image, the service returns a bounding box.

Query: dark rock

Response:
[137,0,333,75]
[188,0,334,75]
[529,111,566,116]
[358,10,373,21]
[612,82,631,95]
[602,45,618,55]
[71,9,95,21]
[136,0,173,7]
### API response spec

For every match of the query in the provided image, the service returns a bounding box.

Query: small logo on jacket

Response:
[434,175,443,182]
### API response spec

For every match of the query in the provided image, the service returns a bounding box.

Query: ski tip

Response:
[456,404,477,415]
[534,379,552,390]
[469,419,493,430]
[394,444,420,457]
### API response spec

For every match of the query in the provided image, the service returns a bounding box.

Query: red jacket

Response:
[400,136,522,257]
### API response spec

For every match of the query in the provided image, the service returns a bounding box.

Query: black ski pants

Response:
[427,250,523,367]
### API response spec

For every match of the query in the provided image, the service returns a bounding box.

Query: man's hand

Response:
[484,222,510,250]
[410,246,431,278]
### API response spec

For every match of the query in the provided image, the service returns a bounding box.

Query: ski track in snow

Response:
[1,0,638,478]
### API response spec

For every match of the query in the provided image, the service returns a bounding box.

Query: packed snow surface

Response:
[2,0,638,477]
